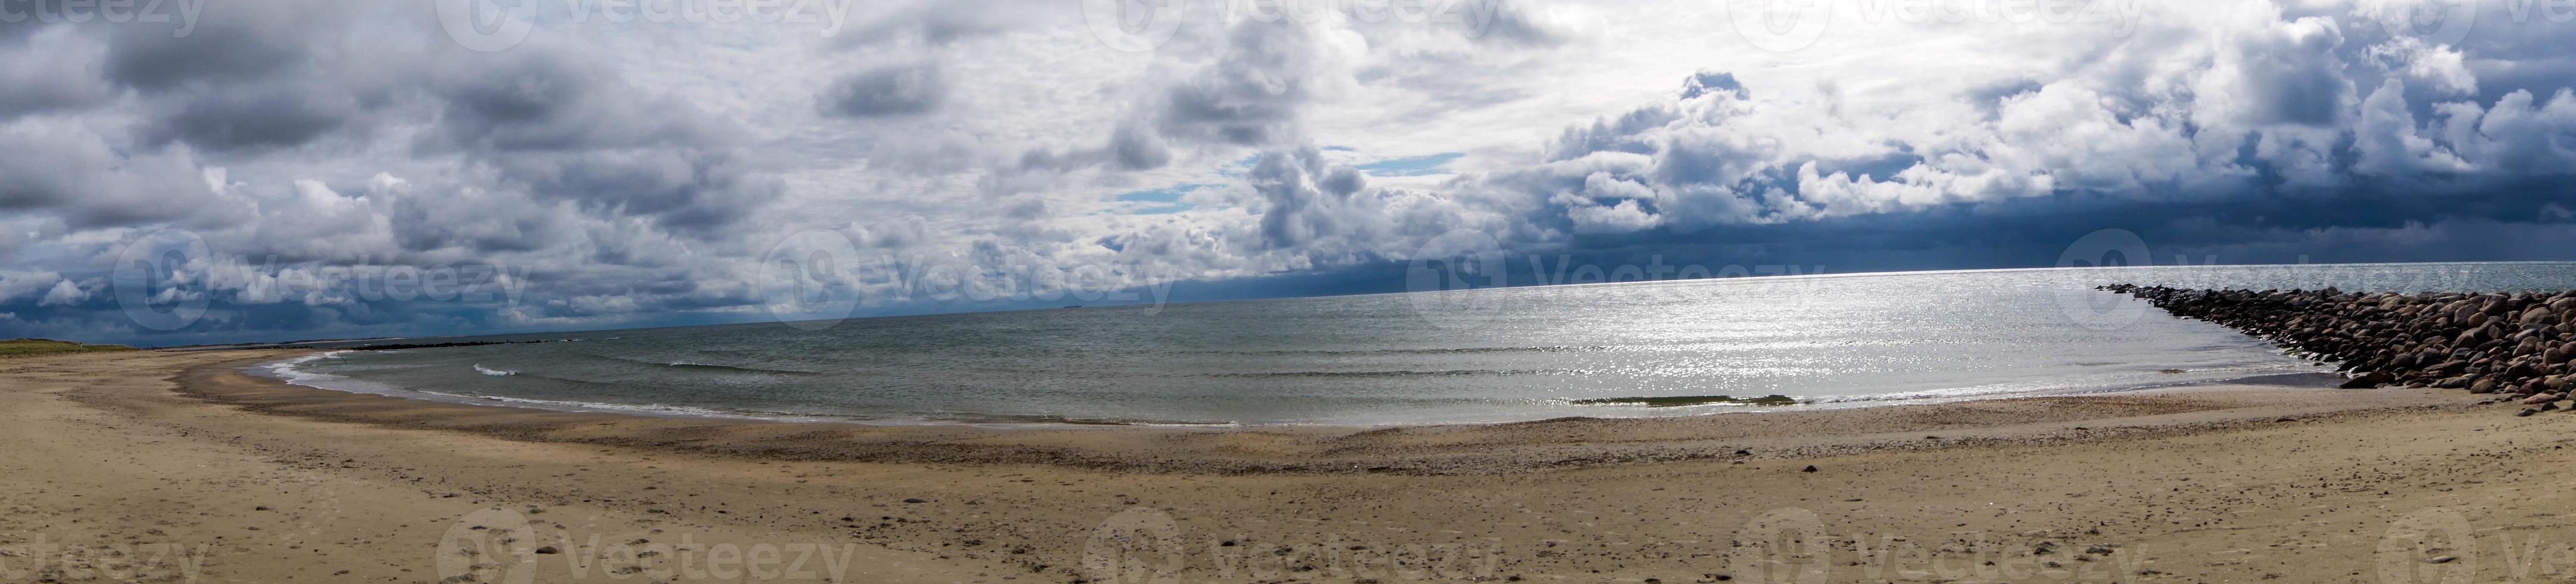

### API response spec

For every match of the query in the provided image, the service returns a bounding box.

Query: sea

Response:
[254,262,2576,426]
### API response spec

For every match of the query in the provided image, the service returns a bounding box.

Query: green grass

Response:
[0,338,137,357]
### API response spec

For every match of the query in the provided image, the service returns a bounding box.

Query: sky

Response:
[3,0,2576,346]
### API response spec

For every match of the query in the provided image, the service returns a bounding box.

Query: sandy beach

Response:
[6,349,2574,583]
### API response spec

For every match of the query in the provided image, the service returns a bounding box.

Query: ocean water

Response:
[259,262,2576,426]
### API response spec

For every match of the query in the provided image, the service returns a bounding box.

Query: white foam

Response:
[253,351,411,397]
[250,353,837,423]
[403,390,807,421]
[472,364,517,377]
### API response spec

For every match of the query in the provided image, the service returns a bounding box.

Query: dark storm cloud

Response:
[87,5,381,153]
[0,1,795,344]
[136,79,360,151]
[1155,21,1333,147]
[818,61,946,117]
[422,45,781,235]
[1109,122,1172,170]
[834,0,1062,47]
[100,17,303,91]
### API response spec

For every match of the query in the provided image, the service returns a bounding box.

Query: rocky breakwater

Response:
[2100,284,2576,416]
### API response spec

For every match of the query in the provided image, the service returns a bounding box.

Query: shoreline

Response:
[193,350,2455,475]
[245,348,2341,430]
[12,349,2576,582]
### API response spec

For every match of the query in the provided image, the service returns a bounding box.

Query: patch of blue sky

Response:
[1354,152,1465,176]
[1114,183,1215,214]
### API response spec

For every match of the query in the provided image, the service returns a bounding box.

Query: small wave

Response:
[248,352,413,397]
[588,354,819,375]
[473,364,517,377]
[407,390,814,421]
[258,350,350,384]
[663,361,823,375]
[953,414,1244,427]
[1568,394,1800,408]
[1212,369,1564,379]
[1183,346,1616,357]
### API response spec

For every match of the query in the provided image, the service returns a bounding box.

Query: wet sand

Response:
[5,349,2573,583]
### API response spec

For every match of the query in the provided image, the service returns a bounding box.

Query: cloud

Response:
[819,61,947,117]
[0,119,224,229]
[37,279,85,307]
[4,0,2576,346]
[0,27,112,122]
[1151,21,1354,148]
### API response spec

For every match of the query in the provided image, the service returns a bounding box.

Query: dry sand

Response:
[5,349,2574,583]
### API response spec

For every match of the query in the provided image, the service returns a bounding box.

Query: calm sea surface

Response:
[260,263,2576,425]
